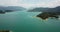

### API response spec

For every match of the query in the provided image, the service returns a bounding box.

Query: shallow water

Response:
[0,11,60,32]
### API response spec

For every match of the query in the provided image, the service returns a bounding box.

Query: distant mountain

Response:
[6,6,26,11]
[51,6,60,12]
[27,6,60,12]
[0,6,26,11]
[27,7,51,12]
[0,6,26,14]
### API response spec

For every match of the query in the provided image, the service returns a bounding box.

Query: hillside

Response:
[27,6,60,12]
[0,6,26,11]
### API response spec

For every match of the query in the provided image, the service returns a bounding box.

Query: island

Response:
[5,10,13,12]
[0,30,12,32]
[36,12,60,20]
[0,10,5,14]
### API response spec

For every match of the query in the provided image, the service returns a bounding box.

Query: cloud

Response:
[18,0,60,8]
[20,0,60,8]
[0,0,18,6]
[0,0,60,8]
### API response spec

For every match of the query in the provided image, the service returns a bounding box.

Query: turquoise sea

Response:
[0,11,60,32]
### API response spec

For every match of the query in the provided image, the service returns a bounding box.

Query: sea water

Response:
[0,11,60,32]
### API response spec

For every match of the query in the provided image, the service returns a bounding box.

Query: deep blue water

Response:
[0,11,60,32]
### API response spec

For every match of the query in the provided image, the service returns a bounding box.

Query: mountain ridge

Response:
[27,6,60,12]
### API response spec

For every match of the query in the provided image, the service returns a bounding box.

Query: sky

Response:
[0,0,60,8]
